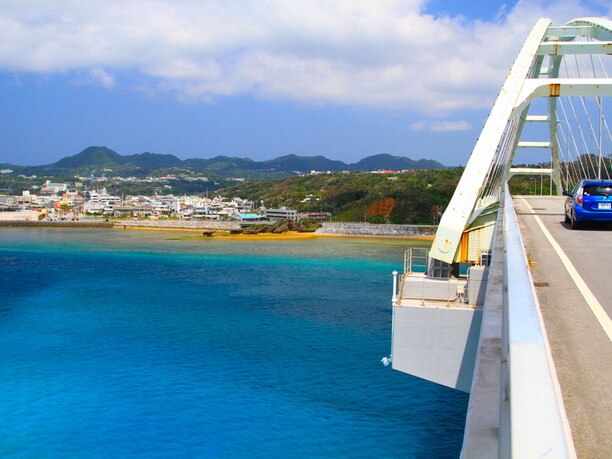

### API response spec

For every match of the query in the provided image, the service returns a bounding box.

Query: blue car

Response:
[564,179,612,229]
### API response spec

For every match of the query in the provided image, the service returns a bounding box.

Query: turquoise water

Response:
[0,229,467,457]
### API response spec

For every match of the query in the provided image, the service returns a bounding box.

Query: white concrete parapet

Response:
[499,185,575,458]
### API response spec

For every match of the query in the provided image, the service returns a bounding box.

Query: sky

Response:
[0,0,610,166]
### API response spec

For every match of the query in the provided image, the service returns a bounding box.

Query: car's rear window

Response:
[583,185,612,196]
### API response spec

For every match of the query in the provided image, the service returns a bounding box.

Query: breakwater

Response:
[315,222,437,237]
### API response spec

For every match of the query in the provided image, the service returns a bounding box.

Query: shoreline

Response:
[0,220,436,241]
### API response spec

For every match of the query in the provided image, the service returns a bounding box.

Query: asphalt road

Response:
[514,195,612,459]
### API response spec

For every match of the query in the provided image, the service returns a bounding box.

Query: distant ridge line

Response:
[4,146,446,178]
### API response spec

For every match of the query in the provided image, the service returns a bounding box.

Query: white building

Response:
[265,207,298,221]
[0,210,44,221]
[40,180,68,195]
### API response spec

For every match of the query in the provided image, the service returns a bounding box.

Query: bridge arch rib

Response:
[428,17,611,266]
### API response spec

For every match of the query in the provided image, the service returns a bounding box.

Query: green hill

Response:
[123,152,183,168]
[54,146,124,168]
[349,154,443,171]
[220,168,463,224]
[261,154,347,172]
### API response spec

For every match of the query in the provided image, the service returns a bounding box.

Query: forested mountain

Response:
[8,146,445,178]
[348,154,443,171]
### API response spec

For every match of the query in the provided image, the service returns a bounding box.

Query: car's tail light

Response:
[576,193,583,205]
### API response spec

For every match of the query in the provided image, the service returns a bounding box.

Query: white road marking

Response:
[520,198,612,342]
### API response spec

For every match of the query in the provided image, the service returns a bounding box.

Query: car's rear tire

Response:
[564,212,571,224]
[570,211,580,230]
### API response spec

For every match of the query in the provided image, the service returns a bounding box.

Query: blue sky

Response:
[0,0,609,166]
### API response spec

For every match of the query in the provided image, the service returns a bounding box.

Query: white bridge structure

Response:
[387,17,611,458]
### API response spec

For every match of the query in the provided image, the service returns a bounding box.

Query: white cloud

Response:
[0,0,608,113]
[410,120,473,132]
[410,120,428,131]
[69,67,115,88]
[431,120,473,132]
[89,68,115,88]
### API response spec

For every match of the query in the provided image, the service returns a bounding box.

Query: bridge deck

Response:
[514,195,612,458]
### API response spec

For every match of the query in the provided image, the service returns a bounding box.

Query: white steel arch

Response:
[429,17,612,266]
[388,17,610,456]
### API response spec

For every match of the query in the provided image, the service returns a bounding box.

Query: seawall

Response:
[315,222,437,237]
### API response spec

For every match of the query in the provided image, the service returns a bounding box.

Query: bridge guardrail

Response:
[500,184,575,458]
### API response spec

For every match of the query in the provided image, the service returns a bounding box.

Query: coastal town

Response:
[0,175,439,238]
[0,178,331,224]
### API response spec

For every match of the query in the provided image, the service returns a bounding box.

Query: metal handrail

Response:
[403,247,428,274]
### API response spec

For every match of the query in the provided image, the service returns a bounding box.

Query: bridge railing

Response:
[499,184,575,458]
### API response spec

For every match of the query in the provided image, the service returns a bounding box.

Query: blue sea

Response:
[0,228,468,458]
